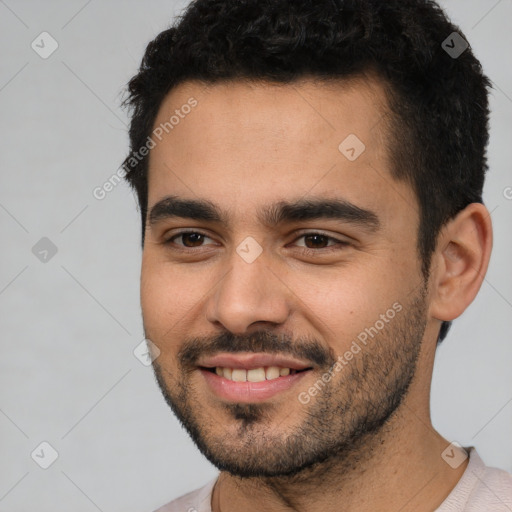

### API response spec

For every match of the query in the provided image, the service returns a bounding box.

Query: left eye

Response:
[295,233,336,249]
[293,233,347,250]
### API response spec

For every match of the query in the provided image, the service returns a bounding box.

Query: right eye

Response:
[165,231,216,249]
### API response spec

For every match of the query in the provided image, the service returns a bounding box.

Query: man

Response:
[122,0,512,510]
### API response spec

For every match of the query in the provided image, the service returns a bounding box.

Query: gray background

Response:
[0,1,511,510]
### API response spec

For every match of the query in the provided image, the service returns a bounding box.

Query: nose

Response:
[205,248,291,334]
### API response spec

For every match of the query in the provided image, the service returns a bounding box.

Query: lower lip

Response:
[200,369,311,402]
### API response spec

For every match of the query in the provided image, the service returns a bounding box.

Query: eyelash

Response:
[164,230,350,255]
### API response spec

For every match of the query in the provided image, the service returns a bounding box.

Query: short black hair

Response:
[121,0,491,343]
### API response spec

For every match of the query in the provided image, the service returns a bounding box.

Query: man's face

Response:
[141,78,432,478]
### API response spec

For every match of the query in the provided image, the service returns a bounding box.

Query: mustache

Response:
[178,330,335,369]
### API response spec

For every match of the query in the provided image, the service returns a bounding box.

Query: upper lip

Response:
[198,353,313,371]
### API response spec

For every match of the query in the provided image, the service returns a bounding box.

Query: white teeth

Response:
[265,366,280,380]
[213,366,299,381]
[247,367,266,382]
[231,368,247,382]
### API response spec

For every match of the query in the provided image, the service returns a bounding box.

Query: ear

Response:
[428,203,493,323]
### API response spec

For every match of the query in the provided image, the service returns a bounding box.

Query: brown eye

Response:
[293,232,350,255]
[166,231,214,248]
[180,233,205,247]
[303,234,330,249]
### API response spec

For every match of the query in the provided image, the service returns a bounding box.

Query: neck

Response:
[212,401,468,512]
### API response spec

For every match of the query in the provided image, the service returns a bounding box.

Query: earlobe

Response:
[429,203,493,323]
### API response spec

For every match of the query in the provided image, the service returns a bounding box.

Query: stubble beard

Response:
[150,285,428,483]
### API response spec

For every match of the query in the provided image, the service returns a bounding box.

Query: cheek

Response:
[140,266,194,366]
[141,259,184,331]
[140,256,216,338]
[285,263,404,352]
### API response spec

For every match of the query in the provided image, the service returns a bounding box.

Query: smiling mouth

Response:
[201,366,312,383]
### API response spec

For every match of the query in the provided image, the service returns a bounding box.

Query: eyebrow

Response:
[148,195,380,232]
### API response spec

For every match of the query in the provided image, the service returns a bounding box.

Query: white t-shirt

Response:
[154,448,512,511]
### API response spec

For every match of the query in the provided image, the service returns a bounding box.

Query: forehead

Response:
[146,77,417,229]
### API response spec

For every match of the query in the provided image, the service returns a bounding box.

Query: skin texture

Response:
[141,78,493,512]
